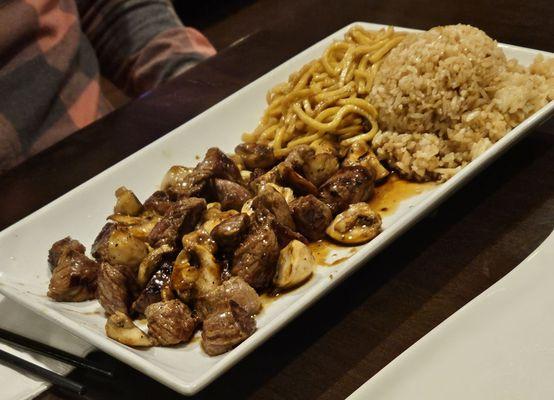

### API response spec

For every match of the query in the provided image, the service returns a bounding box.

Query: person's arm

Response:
[76,0,216,97]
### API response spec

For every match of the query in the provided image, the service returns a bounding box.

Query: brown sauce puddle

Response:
[260,290,287,307]
[309,240,357,267]
[260,274,315,307]
[369,174,436,216]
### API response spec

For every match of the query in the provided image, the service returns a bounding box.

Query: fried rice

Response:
[370,24,554,181]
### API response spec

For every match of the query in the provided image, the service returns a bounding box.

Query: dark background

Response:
[174,0,255,31]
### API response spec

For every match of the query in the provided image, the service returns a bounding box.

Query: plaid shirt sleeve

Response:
[76,0,216,97]
[0,0,215,174]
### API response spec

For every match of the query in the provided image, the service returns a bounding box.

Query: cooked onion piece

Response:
[326,202,382,244]
[137,244,174,288]
[274,240,315,289]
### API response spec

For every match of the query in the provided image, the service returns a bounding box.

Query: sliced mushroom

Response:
[131,260,173,315]
[160,281,176,302]
[273,240,315,289]
[258,183,295,204]
[326,202,382,244]
[127,220,160,241]
[201,203,240,234]
[171,250,199,303]
[249,146,316,194]
[343,141,389,181]
[113,187,143,216]
[161,165,193,192]
[302,153,340,187]
[108,212,161,240]
[229,154,245,171]
[182,229,217,254]
[203,202,223,218]
[137,244,174,288]
[106,228,149,267]
[105,312,155,347]
[192,245,222,296]
[171,245,222,302]
[92,223,149,268]
[108,214,141,225]
[367,150,389,181]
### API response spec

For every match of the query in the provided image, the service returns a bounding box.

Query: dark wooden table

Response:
[1,0,552,398]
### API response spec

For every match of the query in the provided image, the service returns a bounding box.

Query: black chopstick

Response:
[0,327,114,378]
[0,348,86,395]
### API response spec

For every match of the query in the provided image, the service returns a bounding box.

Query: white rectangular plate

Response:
[0,22,552,395]
[347,230,554,400]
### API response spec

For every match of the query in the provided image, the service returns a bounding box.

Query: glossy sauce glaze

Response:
[369,174,435,216]
[308,240,357,267]
[259,275,314,307]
